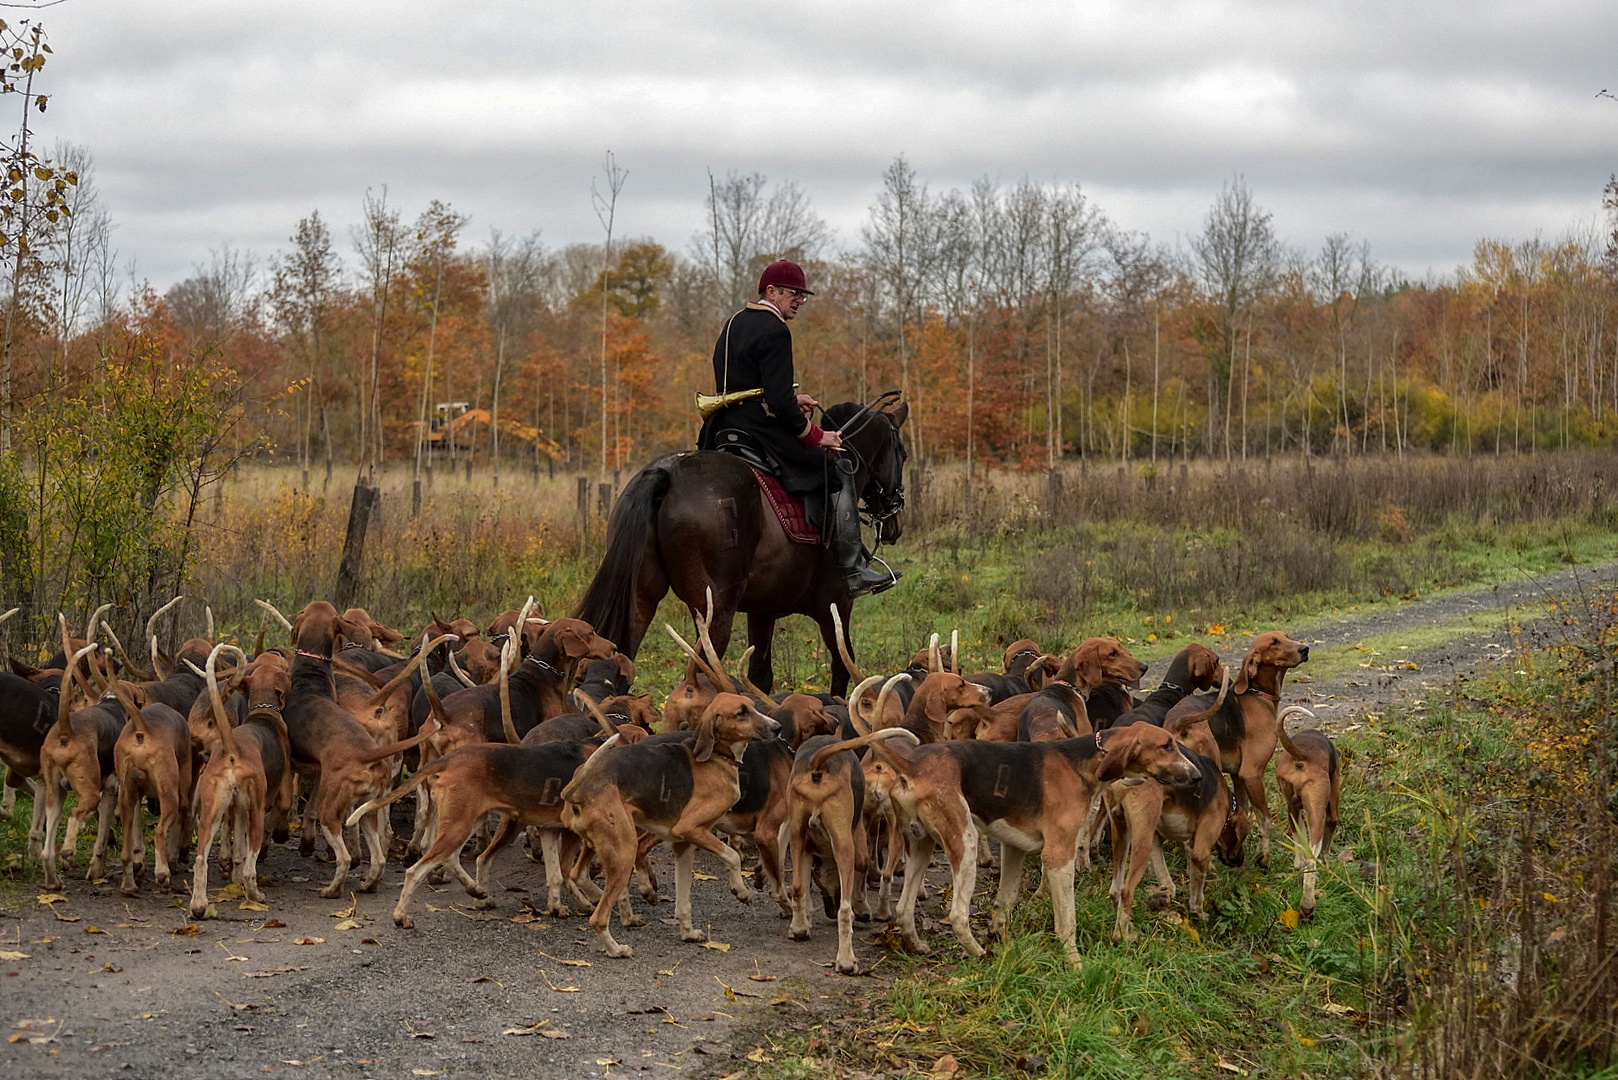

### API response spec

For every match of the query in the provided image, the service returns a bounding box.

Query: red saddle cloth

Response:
[750,467,819,545]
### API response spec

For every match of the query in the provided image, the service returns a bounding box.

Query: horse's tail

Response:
[572,458,674,655]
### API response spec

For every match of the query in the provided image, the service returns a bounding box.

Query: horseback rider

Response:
[696,259,898,598]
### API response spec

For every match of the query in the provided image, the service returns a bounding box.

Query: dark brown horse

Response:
[573,399,908,697]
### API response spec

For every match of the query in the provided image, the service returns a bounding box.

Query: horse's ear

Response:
[888,401,909,428]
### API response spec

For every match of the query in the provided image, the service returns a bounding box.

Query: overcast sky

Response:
[29,0,1618,289]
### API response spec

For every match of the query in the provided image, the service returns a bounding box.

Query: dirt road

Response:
[2,559,1612,1079]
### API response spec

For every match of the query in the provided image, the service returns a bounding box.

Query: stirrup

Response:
[846,553,900,599]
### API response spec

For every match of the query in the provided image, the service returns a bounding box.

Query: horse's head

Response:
[825,396,909,546]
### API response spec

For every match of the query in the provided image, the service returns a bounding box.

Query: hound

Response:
[1164,631,1310,864]
[871,721,1203,964]
[1275,706,1338,916]
[560,692,780,958]
[783,727,919,973]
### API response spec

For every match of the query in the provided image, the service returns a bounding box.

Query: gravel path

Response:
[5,558,1616,1079]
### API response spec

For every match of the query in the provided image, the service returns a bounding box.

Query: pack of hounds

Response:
[0,596,1341,974]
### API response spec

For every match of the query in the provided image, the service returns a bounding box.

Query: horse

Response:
[572,397,908,698]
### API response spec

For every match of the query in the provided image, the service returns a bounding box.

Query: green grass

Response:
[723,675,1556,1079]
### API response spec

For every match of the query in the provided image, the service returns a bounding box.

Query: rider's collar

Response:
[747,300,787,323]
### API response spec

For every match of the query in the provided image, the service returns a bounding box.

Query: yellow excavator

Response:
[415,403,560,458]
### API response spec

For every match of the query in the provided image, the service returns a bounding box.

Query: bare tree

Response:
[352,187,402,480]
[693,171,830,316]
[1044,183,1104,466]
[863,155,939,454]
[270,210,342,489]
[408,199,466,501]
[592,151,626,481]
[1190,176,1277,459]
[167,246,259,353]
[483,229,545,488]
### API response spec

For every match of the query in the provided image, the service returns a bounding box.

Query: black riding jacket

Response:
[695,302,828,498]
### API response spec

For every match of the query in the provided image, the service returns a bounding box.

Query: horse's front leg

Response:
[746,613,777,695]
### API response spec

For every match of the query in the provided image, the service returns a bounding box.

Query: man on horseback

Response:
[696,259,898,598]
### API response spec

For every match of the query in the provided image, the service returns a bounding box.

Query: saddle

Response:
[712,429,819,546]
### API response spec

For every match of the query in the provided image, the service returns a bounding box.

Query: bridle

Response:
[831,393,908,549]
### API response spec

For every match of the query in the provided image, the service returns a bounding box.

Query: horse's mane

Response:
[822,401,861,429]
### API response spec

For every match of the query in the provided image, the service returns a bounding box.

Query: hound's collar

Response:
[295,650,332,662]
[1009,648,1039,666]
[525,655,565,677]
[1158,681,1184,695]
[250,702,282,712]
[1225,788,1238,826]
[1094,730,1105,751]
[1244,687,1280,704]
[340,642,368,652]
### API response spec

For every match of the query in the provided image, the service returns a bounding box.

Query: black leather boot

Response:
[832,472,899,598]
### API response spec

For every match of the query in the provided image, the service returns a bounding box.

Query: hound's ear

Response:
[692,711,717,763]
[290,610,307,646]
[1080,649,1104,689]
[1235,651,1256,695]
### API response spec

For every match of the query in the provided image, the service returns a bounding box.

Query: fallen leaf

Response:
[539,951,591,968]
[291,937,325,946]
[211,883,245,900]
[411,1071,443,1077]
[36,893,67,905]
[5,1033,25,1044]
[204,904,218,920]
[931,1053,960,1076]
[171,925,201,937]
[330,893,358,919]
[1278,908,1301,930]
[1320,1002,1355,1016]
[540,1028,571,1039]
[1216,1061,1249,1076]
[332,919,360,931]
[84,926,108,935]
[692,872,717,881]
[259,919,286,929]
[242,967,308,978]
[239,901,269,912]
[699,939,731,952]
[746,1048,773,1063]
[100,962,122,974]
[280,1057,325,1067]
[539,969,581,993]
[467,975,503,987]
[0,950,28,961]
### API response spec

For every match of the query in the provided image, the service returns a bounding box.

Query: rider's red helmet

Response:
[757,259,813,297]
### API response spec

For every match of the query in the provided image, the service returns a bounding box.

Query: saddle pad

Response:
[750,467,819,545]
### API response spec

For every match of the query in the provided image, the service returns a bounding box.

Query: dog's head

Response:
[291,601,367,657]
[244,652,291,712]
[598,692,660,735]
[1001,640,1042,675]
[917,673,991,735]
[1097,721,1203,787]
[339,608,404,650]
[540,618,616,668]
[456,639,503,684]
[1062,637,1148,691]
[662,663,718,732]
[1183,643,1224,693]
[1234,631,1310,695]
[771,694,835,749]
[692,692,780,762]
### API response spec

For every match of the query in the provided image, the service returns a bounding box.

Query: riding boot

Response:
[832,473,899,598]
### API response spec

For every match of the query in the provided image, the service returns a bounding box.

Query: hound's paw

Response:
[357,879,380,894]
[731,886,754,904]
[319,883,343,899]
[603,943,633,959]
[788,927,809,942]
[120,878,138,898]
[1146,889,1169,912]
[394,912,415,929]
[835,959,858,975]
[472,896,494,911]
[855,911,871,923]
[624,912,647,928]
[189,903,209,920]
[681,926,708,943]
[544,903,573,918]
